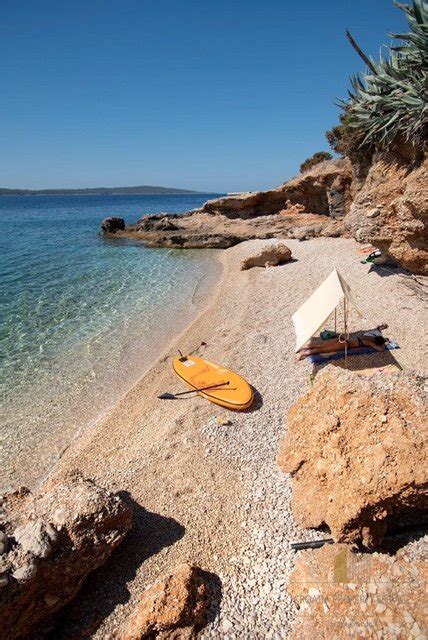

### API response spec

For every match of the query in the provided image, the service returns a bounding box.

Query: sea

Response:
[0,193,222,490]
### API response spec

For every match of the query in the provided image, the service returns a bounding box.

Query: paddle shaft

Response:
[174,381,229,396]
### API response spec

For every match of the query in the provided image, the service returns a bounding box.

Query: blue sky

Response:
[1,0,405,192]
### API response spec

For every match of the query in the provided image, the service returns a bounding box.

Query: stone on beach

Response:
[240,242,292,270]
[120,563,208,640]
[0,472,131,640]
[287,541,427,639]
[277,368,428,548]
[101,151,427,274]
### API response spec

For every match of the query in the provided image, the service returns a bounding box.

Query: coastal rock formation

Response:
[117,212,344,249]
[99,153,426,274]
[120,563,208,640]
[200,159,353,219]
[287,541,427,639]
[101,216,125,233]
[344,153,428,275]
[0,472,132,640]
[240,242,292,270]
[277,369,427,548]
[101,160,351,248]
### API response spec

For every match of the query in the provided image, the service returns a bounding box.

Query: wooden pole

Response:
[344,298,348,368]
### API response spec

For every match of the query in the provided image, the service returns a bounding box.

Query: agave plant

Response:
[341,0,427,151]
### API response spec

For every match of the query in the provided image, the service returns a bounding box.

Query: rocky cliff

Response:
[103,160,352,248]
[102,153,427,274]
[344,152,428,275]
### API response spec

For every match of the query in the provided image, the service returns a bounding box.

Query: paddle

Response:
[158,381,230,400]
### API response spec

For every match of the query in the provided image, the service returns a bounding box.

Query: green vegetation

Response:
[0,185,201,196]
[326,0,427,160]
[300,151,333,173]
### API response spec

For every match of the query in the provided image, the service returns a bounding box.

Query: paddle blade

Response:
[158,393,176,400]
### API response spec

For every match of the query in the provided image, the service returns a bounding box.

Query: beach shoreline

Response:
[44,253,226,486]
[43,236,426,638]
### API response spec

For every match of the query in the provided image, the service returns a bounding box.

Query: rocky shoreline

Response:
[101,153,427,275]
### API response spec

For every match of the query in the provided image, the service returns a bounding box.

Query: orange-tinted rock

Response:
[277,369,427,548]
[240,242,292,270]
[345,152,428,274]
[279,201,306,216]
[120,563,208,640]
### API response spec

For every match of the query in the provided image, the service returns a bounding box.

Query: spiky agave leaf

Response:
[341,0,428,151]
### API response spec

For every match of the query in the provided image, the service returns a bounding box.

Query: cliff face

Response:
[200,158,353,219]
[344,152,428,275]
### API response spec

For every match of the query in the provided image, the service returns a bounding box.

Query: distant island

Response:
[0,185,202,196]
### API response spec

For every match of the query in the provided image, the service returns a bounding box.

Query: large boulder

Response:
[344,152,428,274]
[287,541,427,639]
[120,563,208,640]
[240,242,292,270]
[0,472,132,639]
[101,216,125,233]
[277,369,427,548]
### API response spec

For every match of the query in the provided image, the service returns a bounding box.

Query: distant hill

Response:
[0,185,202,196]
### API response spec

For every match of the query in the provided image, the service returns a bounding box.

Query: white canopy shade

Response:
[292,268,363,352]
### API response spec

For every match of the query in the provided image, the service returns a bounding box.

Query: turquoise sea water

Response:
[0,194,222,490]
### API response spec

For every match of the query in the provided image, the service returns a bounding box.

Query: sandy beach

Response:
[48,236,427,638]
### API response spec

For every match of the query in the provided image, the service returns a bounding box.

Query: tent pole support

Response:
[344,298,348,368]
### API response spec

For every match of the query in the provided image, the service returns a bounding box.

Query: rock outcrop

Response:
[0,472,132,640]
[120,563,208,640]
[344,153,428,275]
[277,369,427,548]
[240,242,292,270]
[288,541,427,639]
[200,159,353,219]
[101,160,351,248]
[101,216,125,233]
[99,152,426,274]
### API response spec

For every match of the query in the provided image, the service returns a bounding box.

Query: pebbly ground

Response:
[47,237,427,638]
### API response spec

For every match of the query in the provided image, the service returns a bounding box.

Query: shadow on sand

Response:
[54,492,223,638]
[309,327,403,379]
[312,348,402,378]
[54,492,186,637]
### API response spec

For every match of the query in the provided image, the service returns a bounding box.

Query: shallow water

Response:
[0,193,222,490]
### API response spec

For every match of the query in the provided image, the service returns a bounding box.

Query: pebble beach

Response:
[45,236,427,638]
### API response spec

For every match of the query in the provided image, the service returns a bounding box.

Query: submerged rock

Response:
[277,369,427,548]
[240,242,292,270]
[0,472,132,639]
[120,563,208,639]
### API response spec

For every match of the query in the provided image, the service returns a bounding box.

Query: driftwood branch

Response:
[346,29,377,74]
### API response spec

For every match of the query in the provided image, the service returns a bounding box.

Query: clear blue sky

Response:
[1,0,405,192]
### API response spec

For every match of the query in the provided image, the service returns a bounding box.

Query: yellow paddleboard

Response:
[172,355,254,411]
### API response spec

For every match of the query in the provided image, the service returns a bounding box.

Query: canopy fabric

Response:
[292,268,363,352]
